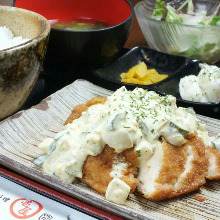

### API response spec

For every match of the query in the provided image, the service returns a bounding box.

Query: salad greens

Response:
[151,0,220,26]
[151,0,167,19]
[149,0,220,63]
[210,16,220,26]
[166,6,183,23]
[172,43,219,63]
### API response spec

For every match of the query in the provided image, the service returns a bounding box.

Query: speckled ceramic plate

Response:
[0,79,220,220]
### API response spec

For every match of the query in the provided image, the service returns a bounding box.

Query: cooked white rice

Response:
[0,26,30,50]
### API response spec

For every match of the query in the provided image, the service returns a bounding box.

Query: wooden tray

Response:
[0,79,220,220]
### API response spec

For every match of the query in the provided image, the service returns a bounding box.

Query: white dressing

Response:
[110,161,128,179]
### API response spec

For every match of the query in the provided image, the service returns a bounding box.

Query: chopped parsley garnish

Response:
[136,150,141,157]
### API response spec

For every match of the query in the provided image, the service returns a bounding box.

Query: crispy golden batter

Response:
[206,147,220,180]
[138,134,208,201]
[65,97,220,201]
[81,145,139,195]
[86,97,107,107]
[149,138,188,201]
[65,97,138,195]
[173,134,208,195]
[65,104,88,125]
[64,97,106,125]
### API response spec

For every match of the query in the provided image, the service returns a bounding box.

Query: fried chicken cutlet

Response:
[137,134,208,201]
[81,145,139,194]
[65,97,139,195]
[65,97,220,200]
[64,96,220,201]
[205,147,220,180]
[36,86,220,205]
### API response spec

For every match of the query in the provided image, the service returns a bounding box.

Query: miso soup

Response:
[52,20,111,31]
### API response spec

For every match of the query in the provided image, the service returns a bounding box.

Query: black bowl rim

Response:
[49,0,134,33]
[135,0,220,29]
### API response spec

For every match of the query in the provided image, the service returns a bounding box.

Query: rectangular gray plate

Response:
[0,79,220,220]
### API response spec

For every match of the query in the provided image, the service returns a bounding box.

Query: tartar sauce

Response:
[35,86,218,204]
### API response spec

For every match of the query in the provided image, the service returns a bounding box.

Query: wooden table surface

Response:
[125,0,148,48]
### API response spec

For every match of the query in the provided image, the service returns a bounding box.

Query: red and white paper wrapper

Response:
[0,167,121,220]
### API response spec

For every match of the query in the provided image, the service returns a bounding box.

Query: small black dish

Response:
[93,46,220,118]
[93,46,190,91]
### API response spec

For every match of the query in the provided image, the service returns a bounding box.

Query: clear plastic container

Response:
[135,0,220,63]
